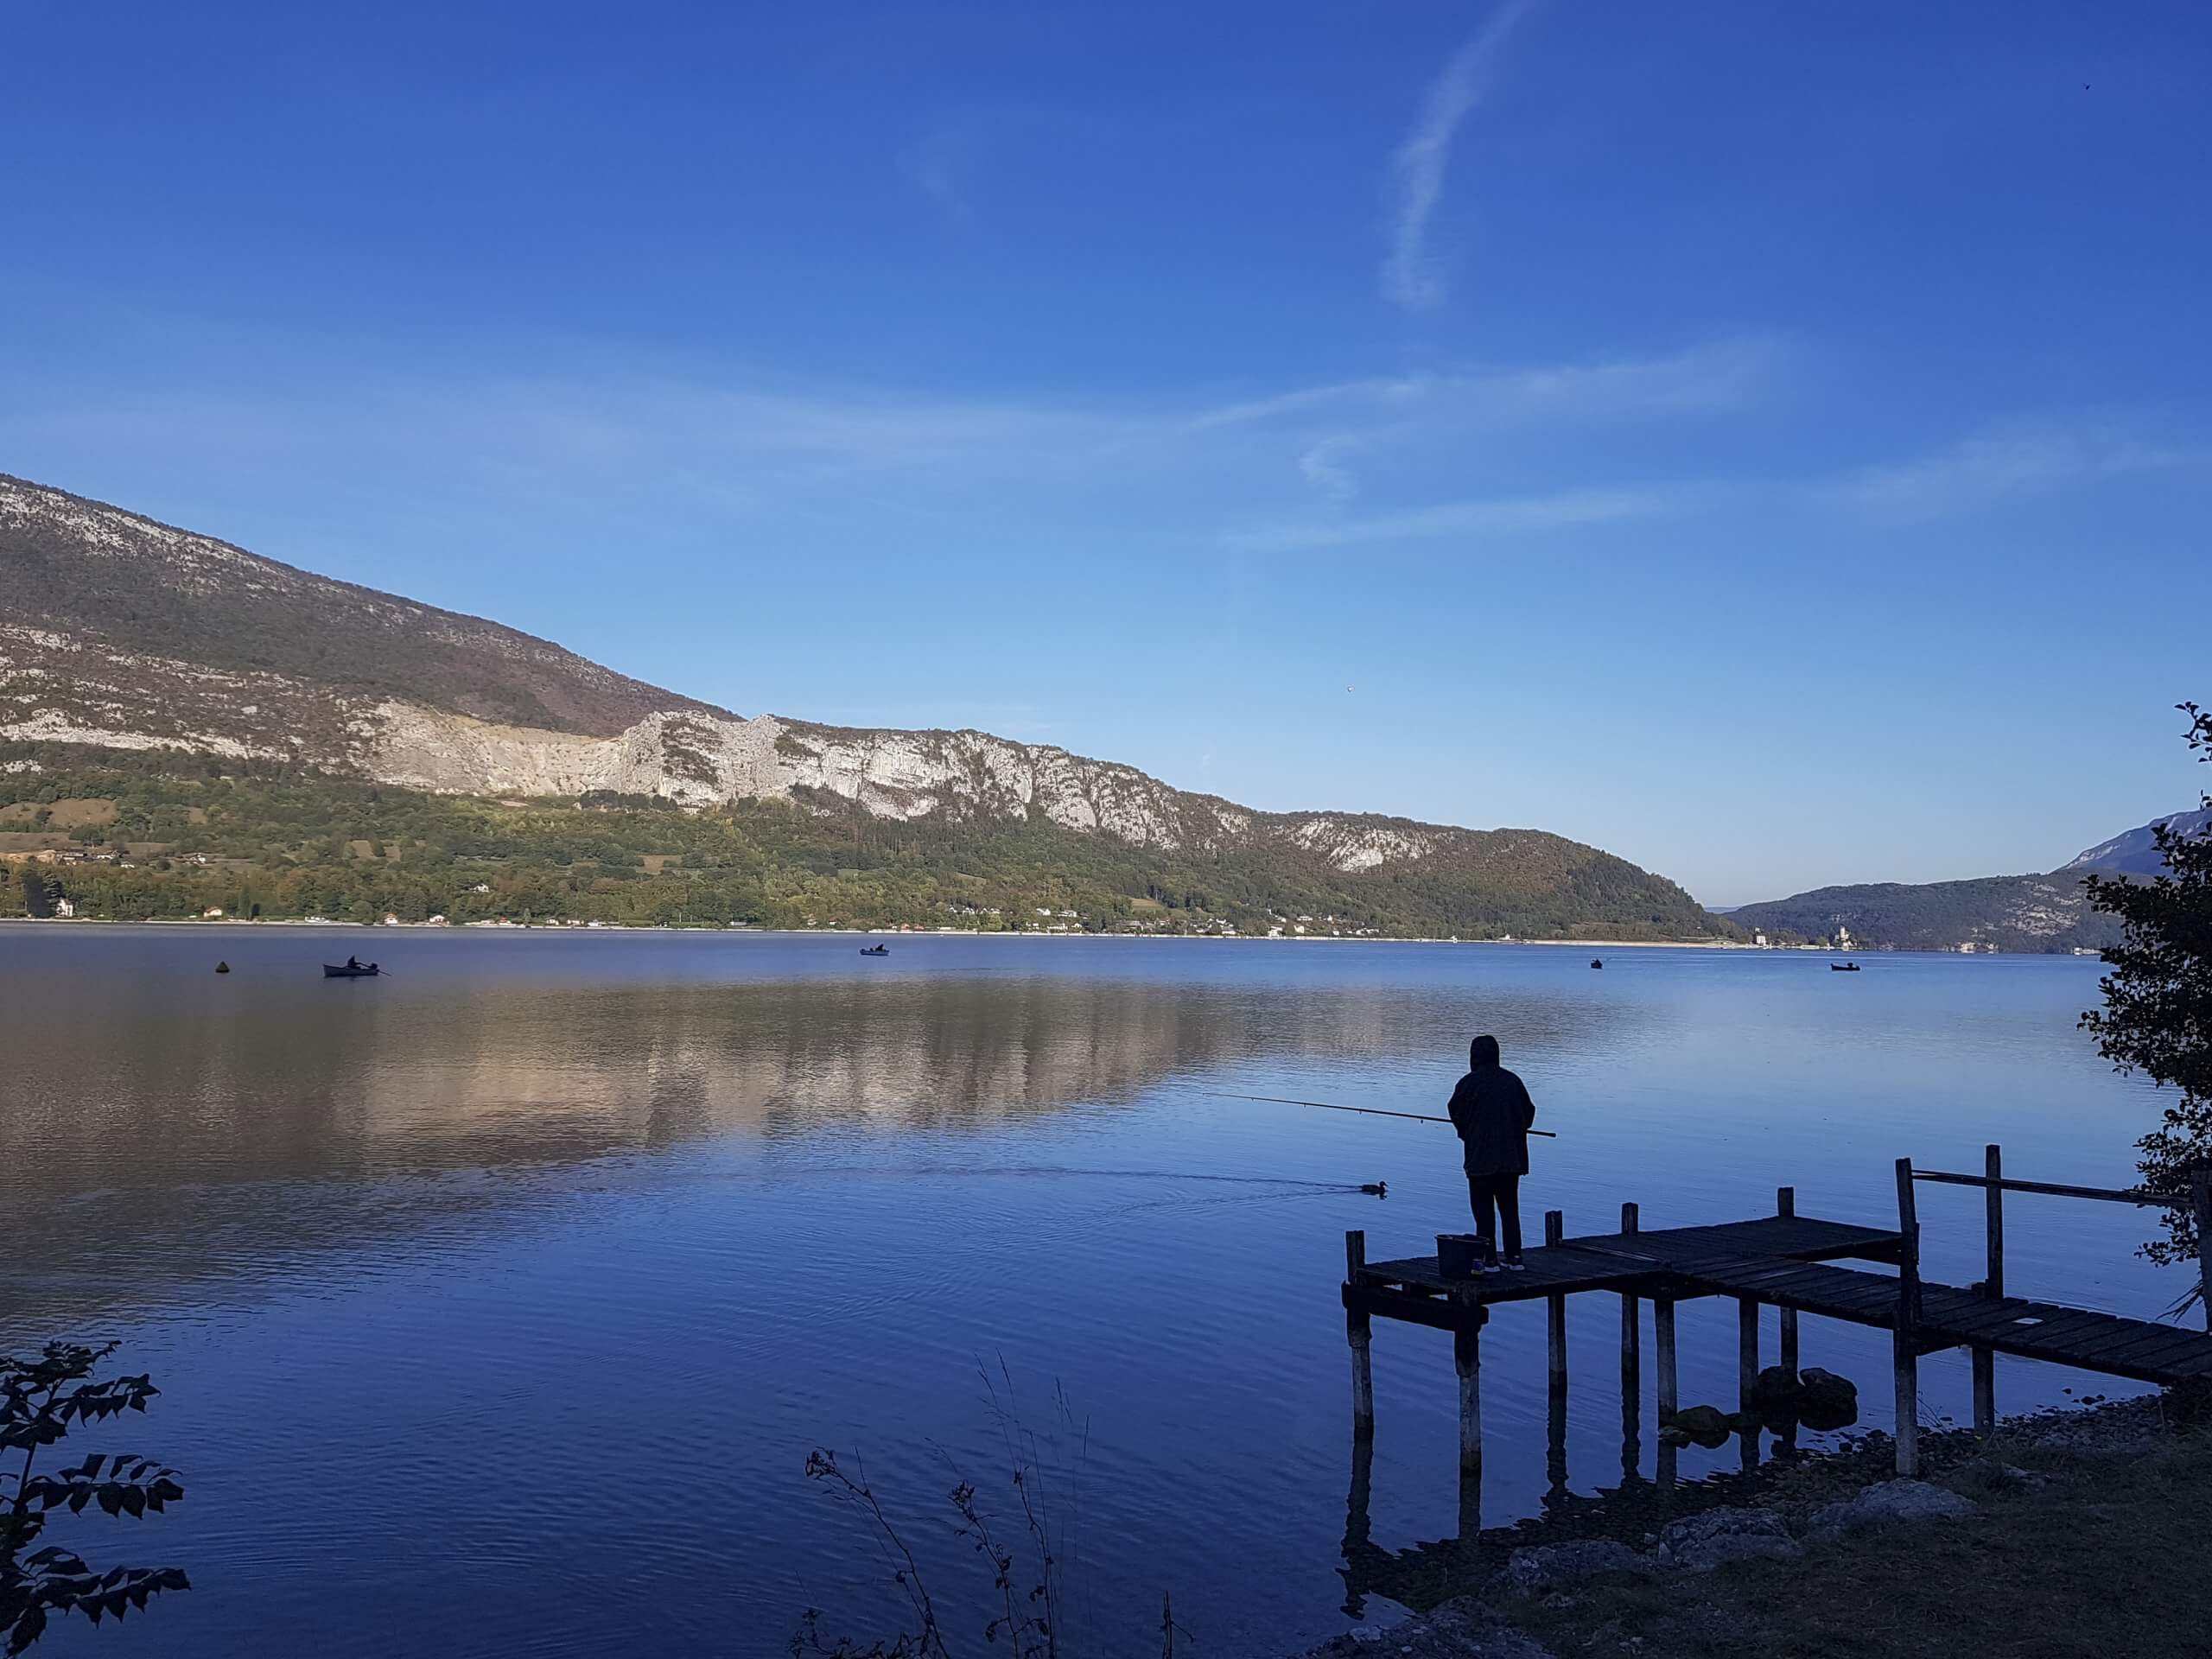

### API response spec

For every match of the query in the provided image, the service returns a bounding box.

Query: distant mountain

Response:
[1729,807,2212,954]
[0,472,1726,938]
[1727,874,2121,955]
[2060,808,2212,877]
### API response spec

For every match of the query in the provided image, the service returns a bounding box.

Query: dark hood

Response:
[1470,1033,1500,1069]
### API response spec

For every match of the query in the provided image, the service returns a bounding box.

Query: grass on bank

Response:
[1509,1430,2212,1659]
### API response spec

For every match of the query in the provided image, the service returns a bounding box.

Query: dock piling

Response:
[1776,1186,1799,1375]
[1454,1318,1484,1534]
[1894,1158,1923,1477]
[1543,1211,1567,1495]
[1974,1145,2003,1434]
[1346,1231,1375,1440]
[1737,1295,1761,1470]
[1619,1202,1641,1479]
[1544,1210,1567,1388]
[1774,1185,1800,1453]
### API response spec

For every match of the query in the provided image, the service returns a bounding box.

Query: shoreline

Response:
[1298,1391,2209,1658]
[0,916,2059,957]
[0,917,1896,951]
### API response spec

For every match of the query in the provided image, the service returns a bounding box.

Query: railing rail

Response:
[1905,1147,2212,1360]
[1910,1169,2190,1208]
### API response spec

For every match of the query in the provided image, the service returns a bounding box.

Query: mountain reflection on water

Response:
[2,929,1646,1329]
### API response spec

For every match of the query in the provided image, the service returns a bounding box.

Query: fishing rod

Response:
[1207,1090,1559,1138]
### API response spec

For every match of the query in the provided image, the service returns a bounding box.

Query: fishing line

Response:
[1189,1089,1560,1137]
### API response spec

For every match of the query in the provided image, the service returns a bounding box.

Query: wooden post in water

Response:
[1345,1231,1375,1440]
[2194,1167,2212,1336]
[1544,1210,1568,1497]
[1774,1185,1800,1454]
[1545,1210,1567,1389]
[1454,1316,1484,1535]
[1619,1202,1642,1480]
[1737,1294,1761,1471]
[1974,1144,2003,1435]
[1738,1296,1760,1400]
[1893,1158,1923,1478]
[1776,1186,1799,1376]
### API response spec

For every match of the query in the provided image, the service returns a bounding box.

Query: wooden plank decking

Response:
[1354,1214,1905,1304]
[1685,1254,2212,1386]
[1349,1211,2212,1388]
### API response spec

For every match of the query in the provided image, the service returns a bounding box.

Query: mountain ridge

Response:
[2061,807,2212,877]
[0,471,1724,938]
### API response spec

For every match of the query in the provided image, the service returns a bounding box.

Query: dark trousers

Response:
[1466,1172,1523,1263]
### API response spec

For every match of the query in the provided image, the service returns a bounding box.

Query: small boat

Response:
[1831,962,1860,972]
[1591,958,1604,969]
[859,944,889,957]
[322,963,382,977]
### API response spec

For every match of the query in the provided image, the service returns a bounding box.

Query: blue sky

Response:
[4,2,2209,904]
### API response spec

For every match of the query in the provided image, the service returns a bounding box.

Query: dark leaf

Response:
[9,1605,48,1655]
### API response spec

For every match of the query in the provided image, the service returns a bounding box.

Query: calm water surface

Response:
[1,928,2177,1656]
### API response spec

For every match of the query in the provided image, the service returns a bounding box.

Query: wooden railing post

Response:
[1973,1145,2002,1434]
[1984,1146,2005,1300]
[1894,1158,1922,1476]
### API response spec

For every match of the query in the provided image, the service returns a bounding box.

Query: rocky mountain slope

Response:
[2060,808,2212,877]
[0,472,1723,938]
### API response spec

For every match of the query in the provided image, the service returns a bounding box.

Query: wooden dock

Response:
[1342,1149,2212,1516]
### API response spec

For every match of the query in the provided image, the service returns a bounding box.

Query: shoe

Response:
[1478,1258,1499,1274]
[1503,1257,1527,1272]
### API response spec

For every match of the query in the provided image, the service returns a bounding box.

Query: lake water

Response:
[1,928,2182,1656]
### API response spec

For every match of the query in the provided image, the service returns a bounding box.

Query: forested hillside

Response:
[1728,874,2120,954]
[0,746,1731,940]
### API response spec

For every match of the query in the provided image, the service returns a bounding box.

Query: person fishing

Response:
[1446,1033,1537,1271]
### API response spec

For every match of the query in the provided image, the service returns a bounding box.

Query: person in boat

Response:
[346,955,361,970]
[1445,1033,1538,1272]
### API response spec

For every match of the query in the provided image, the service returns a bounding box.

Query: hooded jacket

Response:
[1446,1035,1537,1177]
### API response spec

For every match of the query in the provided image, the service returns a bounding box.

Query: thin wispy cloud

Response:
[1180,336,1780,436]
[1381,0,1545,313]
[1829,422,2203,521]
[1221,483,1685,554]
[1295,436,1364,504]
[1179,374,1432,434]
